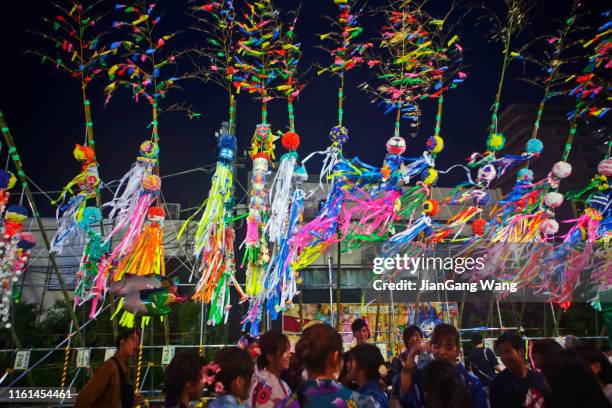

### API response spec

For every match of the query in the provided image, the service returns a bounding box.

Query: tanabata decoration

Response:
[113,206,166,282]
[103,141,159,247]
[243,165,307,335]
[266,131,300,243]
[290,0,371,272]
[243,131,304,334]
[179,123,245,326]
[243,124,275,299]
[231,0,285,320]
[110,274,185,327]
[0,206,34,328]
[50,145,100,254]
[74,206,109,306]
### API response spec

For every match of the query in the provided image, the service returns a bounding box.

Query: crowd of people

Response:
[75,320,612,408]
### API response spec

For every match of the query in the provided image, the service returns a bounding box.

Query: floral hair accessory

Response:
[214,381,225,394]
[201,362,221,386]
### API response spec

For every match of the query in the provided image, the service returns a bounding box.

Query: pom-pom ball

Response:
[140,140,159,159]
[477,164,497,183]
[552,161,572,179]
[598,159,612,177]
[217,134,237,163]
[423,199,439,217]
[73,144,95,163]
[5,205,28,223]
[142,174,161,193]
[517,168,534,182]
[487,133,506,151]
[17,232,37,250]
[0,170,14,190]
[472,218,487,236]
[253,157,269,172]
[526,138,544,155]
[426,135,444,154]
[539,219,559,235]
[78,206,102,229]
[329,126,349,146]
[421,168,438,185]
[386,136,406,155]
[544,192,564,208]
[282,131,301,151]
[147,206,165,220]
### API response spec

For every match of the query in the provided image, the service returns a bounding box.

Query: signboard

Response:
[13,351,30,370]
[104,348,117,361]
[76,349,91,368]
[162,345,175,365]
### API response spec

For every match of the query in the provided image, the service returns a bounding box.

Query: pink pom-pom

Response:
[598,159,612,176]
[544,192,564,208]
[245,218,259,244]
[552,161,572,179]
[539,219,559,235]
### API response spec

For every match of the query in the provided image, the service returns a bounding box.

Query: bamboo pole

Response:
[288,99,295,133]
[81,92,118,338]
[0,110,86,347]
[488,16,514,138]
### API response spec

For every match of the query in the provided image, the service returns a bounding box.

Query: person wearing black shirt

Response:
[489,332,550,408]
[468,332,501,387]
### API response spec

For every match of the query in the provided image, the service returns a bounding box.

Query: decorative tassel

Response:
[103,140,158,244]
[185,127,237,256]
[50,145,100,254]
[74,207,110,305]
[0,206,30,328]
[243,171,306,335]
[108,175,160,258]
[113,206,166,282]
[267,151,298,242]
[382,214,432,258]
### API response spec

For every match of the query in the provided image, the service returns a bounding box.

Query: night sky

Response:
[0,0,603,217]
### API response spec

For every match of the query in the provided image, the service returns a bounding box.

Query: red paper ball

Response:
[472,218,487,236]
[147,206,165,218]
[423,199,439,217]
[282,131,300,151]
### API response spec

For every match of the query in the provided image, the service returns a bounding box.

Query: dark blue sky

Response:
[0,0,601,216]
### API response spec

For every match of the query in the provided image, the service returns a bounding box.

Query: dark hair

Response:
[532,338,563,369]
[431,324,460,349]
[495,332,524,352]
[543,350,610,408]
[214,347,254,395]
[115,328,139,350]
[470,332,483,346]
[296,324,343,375]
[294,324,343,406]
[351,318,367,334]
[573,345,612,385]
[421,360,472,408]
[350,344,385,381]
[163,352,206,401]
[257,330,290,370]
[402,325,423,346]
